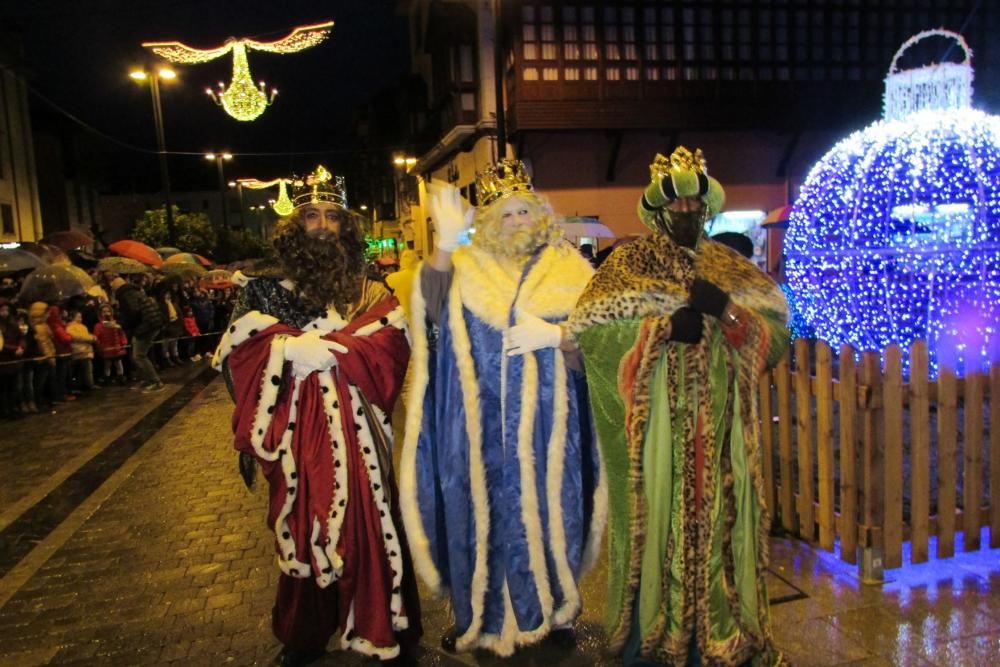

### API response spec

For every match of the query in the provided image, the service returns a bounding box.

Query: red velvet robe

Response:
[223,293,419,659]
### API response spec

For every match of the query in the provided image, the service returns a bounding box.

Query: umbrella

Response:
[0,248,47,273]
[109,239,163,268]
[558,216,616,238]
[164,252,212,267]
[18,265,95,303]
[156,247,183,258]
[40,229,94,251]
[97,256,151,275]
[162,262,207,279]
[69,249,99,269]
[762,205,793,229]
[200,268,234,289]
[19,242,71,266]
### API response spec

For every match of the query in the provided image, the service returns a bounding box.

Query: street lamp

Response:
[130,65,178,245]
[228,180,247,229]
[204,152,234,230]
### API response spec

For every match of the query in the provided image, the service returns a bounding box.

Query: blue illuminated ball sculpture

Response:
[784,30,1000,375]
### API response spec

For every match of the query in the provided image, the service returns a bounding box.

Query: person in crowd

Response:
[384,249,419,324]
[46,300,79,402]
[400,160,605,657]
[152,277,185,366]
[567,147,789,666]
[94,302,129,385]
[28,301,56,409]
[66,309,96,391]
[214,165,421,666]
[182,304,202,361]
[0,298,26,417]
[190,288,216,357]
[111,275,165,392]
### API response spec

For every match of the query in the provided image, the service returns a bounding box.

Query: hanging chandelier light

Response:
[239,178,295,216]
[143,21,333,122]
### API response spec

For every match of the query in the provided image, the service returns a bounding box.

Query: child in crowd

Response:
[182,305,202,362]
[66,309,96,391]
[94,303,129,385]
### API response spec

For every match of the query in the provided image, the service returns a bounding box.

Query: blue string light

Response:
[785,108,1000,377]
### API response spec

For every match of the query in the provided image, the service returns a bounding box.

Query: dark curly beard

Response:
[272,215,365,316]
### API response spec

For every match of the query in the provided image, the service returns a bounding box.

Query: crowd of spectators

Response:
[0,270,235,418]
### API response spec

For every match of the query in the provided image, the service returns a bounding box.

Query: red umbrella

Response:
[40,229,94,250]
[109,240,163,268]
[194,253,213,267]
[762,205,793,229]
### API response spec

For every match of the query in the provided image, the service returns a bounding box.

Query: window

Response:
[1,203,13,235]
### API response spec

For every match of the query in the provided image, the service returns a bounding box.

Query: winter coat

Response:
[183,316,200,338]
[66,321,96,359]
[115,283,164,338]
[28,302,56,361]
[47,305,73,355]
[94,320,128,358]
[0,307,24,376]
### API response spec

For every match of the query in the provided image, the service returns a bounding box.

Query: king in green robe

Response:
[567,147,789,666]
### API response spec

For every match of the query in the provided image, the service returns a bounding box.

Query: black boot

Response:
[274,646,324,667]
[548,627,576,649]
[440,626,460,653]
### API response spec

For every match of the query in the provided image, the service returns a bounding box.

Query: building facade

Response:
[400,0,997,263]
[0,35,43,244]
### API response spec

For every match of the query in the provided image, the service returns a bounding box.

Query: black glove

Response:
[238,452,257,491]
[689,278,729,318]
[669,307,704,344]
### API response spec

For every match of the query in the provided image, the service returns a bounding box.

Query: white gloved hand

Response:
[504,308,563,356]
[284,331,349,379]
[427,181,473,252]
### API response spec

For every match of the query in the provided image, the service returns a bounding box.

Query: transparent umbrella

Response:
[18,265,95,303]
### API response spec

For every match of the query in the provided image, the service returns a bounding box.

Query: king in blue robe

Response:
[399,164,605,657]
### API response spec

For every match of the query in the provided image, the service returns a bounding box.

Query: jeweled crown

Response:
[292,165,348,209]
[476,159,534,207]
[650,146,708,182]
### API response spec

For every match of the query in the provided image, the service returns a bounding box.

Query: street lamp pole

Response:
[132,67,177,246]
[205,153,233,230]
[229,181,247,230]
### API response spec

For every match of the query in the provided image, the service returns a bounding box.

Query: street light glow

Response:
[129,70,147,81]
[222,153,233,160]
[228,181,237,187]
[393,157,405,166]
[157,67,177,79]
[405,157,416,166]
[204,153,217,160]
[360,204,368,211]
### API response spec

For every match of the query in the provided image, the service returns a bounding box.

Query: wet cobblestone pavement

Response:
[0,365,998,666]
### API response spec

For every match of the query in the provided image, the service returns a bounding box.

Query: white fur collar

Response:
[451,244,594,330]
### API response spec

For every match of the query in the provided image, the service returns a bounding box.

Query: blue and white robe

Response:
[400,243,606,656]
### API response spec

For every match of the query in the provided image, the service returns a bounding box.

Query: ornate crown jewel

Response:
[649,146,708,182]
[291,164,348,209]
[475,158,534,207]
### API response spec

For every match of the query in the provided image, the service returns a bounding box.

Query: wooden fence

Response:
[758,339,1000,569]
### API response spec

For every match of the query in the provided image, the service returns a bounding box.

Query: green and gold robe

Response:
[568,234,789,666]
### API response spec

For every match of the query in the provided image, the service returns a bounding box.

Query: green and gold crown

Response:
[476,158,534,207]
[649,146,708,182]
[292,165,348,209]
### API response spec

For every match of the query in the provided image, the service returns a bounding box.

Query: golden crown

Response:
[650,146,708,182]
[475,158,534,207]
[292,165,348,209]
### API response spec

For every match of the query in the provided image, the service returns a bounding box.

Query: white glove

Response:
[284,331,349,379]
[427,181,472,252]
[504,308,563,356]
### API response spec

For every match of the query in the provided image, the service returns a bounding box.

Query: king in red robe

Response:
[214,166,420,665]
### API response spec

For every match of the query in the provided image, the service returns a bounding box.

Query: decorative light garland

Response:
[238,178,295,215]
[143,21,333,122]
[785,30,1000,377]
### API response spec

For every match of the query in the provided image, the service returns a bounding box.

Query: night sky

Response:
[1,0,410,191]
